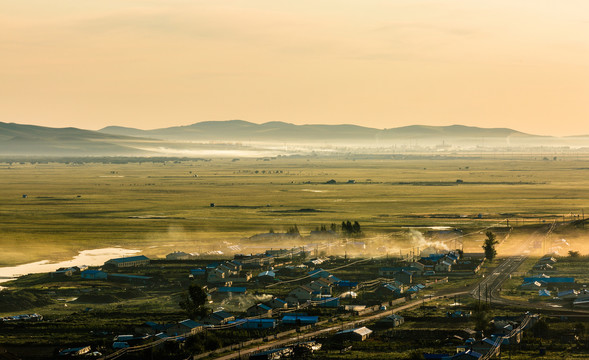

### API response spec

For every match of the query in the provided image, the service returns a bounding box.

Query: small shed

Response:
[379,314,405,327]
[81,270,108,280]
[166,319,204,336]
[335,327,373,342]
[246,303,273,318]
[202,310,235,325]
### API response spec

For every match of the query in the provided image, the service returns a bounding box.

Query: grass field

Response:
[2,155,589,266]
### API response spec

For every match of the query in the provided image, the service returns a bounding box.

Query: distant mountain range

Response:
[0,120,586,156]
[99,120,532,142]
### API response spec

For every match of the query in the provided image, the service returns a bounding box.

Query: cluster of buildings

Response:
[425,313,538,360]
[379,250,481,280]
[75,256,153,285]
[520,256,584,301]
[285,268,357,306]
[0,313,43,322]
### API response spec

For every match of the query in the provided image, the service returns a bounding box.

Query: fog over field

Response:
[2,155,589,268]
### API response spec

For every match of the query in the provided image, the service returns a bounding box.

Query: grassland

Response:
[2,155,589,266]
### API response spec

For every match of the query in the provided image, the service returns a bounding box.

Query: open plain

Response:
[2,153,589,266]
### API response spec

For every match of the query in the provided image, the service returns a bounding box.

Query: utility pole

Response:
[486,284,489,306]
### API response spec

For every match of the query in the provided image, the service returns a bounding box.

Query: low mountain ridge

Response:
[99,120,534,142]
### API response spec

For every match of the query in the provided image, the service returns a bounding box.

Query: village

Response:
[2,224,589,360]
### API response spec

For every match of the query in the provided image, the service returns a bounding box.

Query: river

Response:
[0,247,140,286]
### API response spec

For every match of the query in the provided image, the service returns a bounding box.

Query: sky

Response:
[1,1,588,136]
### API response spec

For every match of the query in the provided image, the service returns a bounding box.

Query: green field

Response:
[2,155,589,266]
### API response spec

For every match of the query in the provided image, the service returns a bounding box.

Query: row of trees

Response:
[341,220,362,236]
[270,221,363,237]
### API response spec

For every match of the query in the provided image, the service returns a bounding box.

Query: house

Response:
[167,319,203,336]
[422,254,445,262]
[435,261,453,273]
[58,346,91,356]
[281,315,318,325]
[286,286,314,305]
[378,314,405,327]
[246,303,273,318]
[265,297,288,309]
[105,255,150,268]
[207,268,227,283]
[112,335,150,347]
[409,262,426,275]
[227,272,253,284]
[558,289,579,299]
[81,270,108,280]
[308,278,332,296]
[51,267,78,279]
[376,284,403,298]
[538,256,557,265]
[533,263,554,271]
[218,264,237,277]
[135,321,173,335]
[395,270,413,285]
[257,270,276,283]
[335,327,373,342]
[202,310,235,325]
[538,289,551,297]
[226,260,242,272]
[211,287,246,301]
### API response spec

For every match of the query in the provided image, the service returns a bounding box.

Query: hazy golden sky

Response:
[1,1,588,136]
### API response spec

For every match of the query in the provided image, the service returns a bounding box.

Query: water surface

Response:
[0,247,140,284]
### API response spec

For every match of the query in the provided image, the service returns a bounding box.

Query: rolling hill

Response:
[0,122,151,156]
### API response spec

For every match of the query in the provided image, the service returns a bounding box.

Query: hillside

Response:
[0,122,150,156]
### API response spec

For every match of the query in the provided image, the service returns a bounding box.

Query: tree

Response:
[352,221,361,234]
[569,250,580,258]
[482,231,498,261]
[287,224,300,234]
[179,284,209,319]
